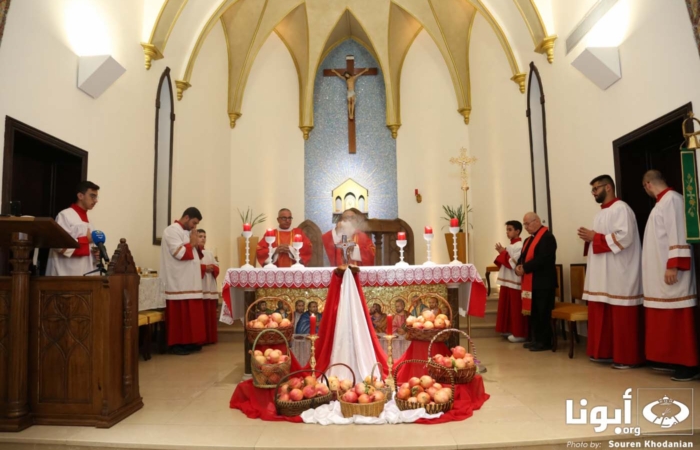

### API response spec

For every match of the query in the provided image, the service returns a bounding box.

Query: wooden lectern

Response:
[0,218,143,431]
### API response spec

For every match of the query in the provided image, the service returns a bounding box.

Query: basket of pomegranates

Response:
[274,370,333,417]
[404,294,453,342]
[324,363,356,401]
[338,363,389,418]
[427,328,478,384]
[393,359,454,414]
[245,297,295,345]
[250,329,292,389]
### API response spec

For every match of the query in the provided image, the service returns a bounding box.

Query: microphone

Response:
[91,230,110,262]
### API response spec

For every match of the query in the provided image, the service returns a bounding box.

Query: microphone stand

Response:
[84,249,108,276]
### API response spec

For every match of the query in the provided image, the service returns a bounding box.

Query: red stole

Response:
[521,227,548,315]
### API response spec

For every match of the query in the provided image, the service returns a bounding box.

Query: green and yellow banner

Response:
[681,149,700,243]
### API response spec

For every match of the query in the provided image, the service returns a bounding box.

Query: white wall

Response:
[229,33,304,266]
[398,31,470,265]
[0,0,231,276]
[468,0,700,297]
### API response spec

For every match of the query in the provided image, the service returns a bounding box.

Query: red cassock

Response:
[322,231,375,266]
[256,228,313,268]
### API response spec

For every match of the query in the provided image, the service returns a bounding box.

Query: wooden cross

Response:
[323,55,377,154]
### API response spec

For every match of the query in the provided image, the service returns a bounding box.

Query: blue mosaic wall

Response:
[304,40,398,231]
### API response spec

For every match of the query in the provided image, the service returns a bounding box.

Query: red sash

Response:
[521,227,548,315]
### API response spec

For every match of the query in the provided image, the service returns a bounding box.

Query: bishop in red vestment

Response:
[322,209,375,266]
[256,208,312,267]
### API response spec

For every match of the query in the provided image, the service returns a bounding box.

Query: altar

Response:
[220,264,487,378]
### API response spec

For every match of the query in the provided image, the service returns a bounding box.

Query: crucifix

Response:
[449,146,477,260]
[323,55,377,154]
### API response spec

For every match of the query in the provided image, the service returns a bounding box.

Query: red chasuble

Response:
[322,231,375,266]
[256,228,312,268]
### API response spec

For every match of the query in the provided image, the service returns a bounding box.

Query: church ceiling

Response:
[141,0,556,137]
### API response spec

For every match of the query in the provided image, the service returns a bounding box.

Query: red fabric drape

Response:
[302,270,388,377]
[467,281,488,317]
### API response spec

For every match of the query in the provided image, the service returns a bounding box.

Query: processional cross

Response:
[449,147,478,192]
[323,55,377,154]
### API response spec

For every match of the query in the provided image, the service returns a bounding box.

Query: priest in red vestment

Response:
[322,208,375,266]
[256,208,312,267]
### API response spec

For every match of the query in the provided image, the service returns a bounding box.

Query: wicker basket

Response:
[338,363,388,418]
[274,370,333,417]
[245,297,295,345]
[427,328,477,384]
[404,293,453,342]
[250,329,291,389]
[324,363,356,401]
[367,362,392,400]
[393,359,454,414]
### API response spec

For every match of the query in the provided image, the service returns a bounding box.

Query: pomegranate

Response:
[279,318,291,328]
[315,384,329,396]
[397,387,411,400]
[407,397,418,404]
[410,385,424,397]
[302,385,316,399]
[432,354,442,364]
[267,373,281,384]
[439,387,453,400]
[436,313,448,321]
[373,391,386,402]
[427,387,438,398]
[454,358,467,369]
[434,318,446,329]
[412,322,424,329]
[279,355,289,363]
[328,376,339,391]
[422,311,436,322]
[339,379,353,392]
[416,392,431,405]
[433,383,443,390]
[278,384,290,394]
[304,376,317,387]
[363,376,376,385]
[401,382,410,390]
[419,375,434,389]
[408,377,421,388]
[444,319,451,327]
[253,321,264,329]
[254,355,267,366]
[264,348,274,357]
[289,377,303,390]
[357,394,371,404]
[278,393,290,402]
[416,315,425,323]
[441,357,453,368]
[253,350,263,357]
[342,391,358,403]
[289,388,303,401]
[247,320,255,328]
[267,351,281,364]
[452,346,467,359]
[373,379,385,389]
[423,321,434,330]
[406,316,416,326]
[271,312,283,324]
[258,314,269,325]
[266,321,279,328]
[464,355,475,367]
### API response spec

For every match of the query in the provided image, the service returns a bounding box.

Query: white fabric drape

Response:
[327,270,378,380]
[301,399,443,425]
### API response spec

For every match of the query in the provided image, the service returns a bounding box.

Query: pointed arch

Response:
[154,67,175,245]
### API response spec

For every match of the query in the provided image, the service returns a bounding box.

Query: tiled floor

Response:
[1,333,699,450]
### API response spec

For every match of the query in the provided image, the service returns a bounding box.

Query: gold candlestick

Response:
[306,334,319,371]
[382,334,397,391]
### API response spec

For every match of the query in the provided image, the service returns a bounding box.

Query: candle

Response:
[293,234,303,242]
[450,218,459,228]
[266,228,275,237]
[424,226,433,234]
[386,314,393,336]
[309,313,317,335]
[397,232,406,241]
[414,189,418,195]
[243,223,251,231]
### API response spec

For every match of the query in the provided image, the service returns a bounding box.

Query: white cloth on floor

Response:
[300,399,443,425]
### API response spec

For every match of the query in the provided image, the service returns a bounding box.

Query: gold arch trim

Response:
[141,0,189,70]
[512,0,557,63]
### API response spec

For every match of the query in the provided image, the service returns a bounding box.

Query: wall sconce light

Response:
[77,55,126,99]
[571,47,621,90]
[415,189,422,203]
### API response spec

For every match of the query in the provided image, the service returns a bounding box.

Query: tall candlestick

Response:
[386,314,393,336]
[309,313,317,335]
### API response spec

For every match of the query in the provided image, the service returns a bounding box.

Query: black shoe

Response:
[169,345,190,356]
[523,341,534,349]
[529,343,552,352]
[671,367,700,382]
[184,344,202,352]
[650,362,675,373]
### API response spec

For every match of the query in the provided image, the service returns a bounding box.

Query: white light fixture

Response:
[571,47,621,90]
[77,55,126,99]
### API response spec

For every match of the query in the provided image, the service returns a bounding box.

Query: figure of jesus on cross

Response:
[323,55,377,154]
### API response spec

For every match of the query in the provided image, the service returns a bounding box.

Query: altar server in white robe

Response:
[198,229,219,345]
[578,175,644,369]
[46,181,100,276]
[160,207,206,356]
[642,170,699,381]
[494,220,527,343]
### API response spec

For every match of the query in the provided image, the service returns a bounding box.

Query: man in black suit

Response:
[515,212,557,352]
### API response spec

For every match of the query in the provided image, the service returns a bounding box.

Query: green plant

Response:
[237,207,266,229]
[441,204,473,232]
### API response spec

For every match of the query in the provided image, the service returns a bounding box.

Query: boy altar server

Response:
[494,220,527,343]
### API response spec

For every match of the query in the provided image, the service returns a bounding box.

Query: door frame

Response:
[613,103,693,196]
[2,116,89,214]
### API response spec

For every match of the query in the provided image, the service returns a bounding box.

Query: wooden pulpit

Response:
[0,218,142,431]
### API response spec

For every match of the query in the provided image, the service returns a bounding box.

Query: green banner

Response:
[681,149,700,243]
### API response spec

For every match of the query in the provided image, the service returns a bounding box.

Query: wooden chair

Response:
[484,265,498,295]
[138,309,167,361]
[298,220,324,267]
[551,264,588,358]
